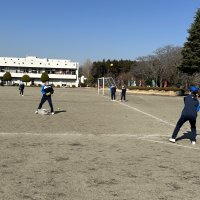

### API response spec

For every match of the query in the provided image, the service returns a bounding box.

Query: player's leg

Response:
[47,96,54,114]
[35,95,46,114]
[38,95,46,109]
[113,93,116,100]
[111,93,114,100]
[170,116,187,142]
[123,92,126,101]
[189,117,196,144]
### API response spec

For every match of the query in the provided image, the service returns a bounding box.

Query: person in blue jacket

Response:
[35,81,54,115]
[169,86,199,145]
[110,84,116,101]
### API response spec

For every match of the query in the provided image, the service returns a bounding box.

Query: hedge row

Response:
[127,86,184,92]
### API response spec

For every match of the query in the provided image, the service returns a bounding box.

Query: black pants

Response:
[111,92,116,100]
[20,89,24,95]
[172,115,197,141]
[121,92,126,101]
[38,95,54,112]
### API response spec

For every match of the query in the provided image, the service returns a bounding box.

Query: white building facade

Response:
[0,56,79,87]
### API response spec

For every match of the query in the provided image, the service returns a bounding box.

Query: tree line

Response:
[81,8,200,88]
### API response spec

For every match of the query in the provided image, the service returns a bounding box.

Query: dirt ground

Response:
[0,86,200,200]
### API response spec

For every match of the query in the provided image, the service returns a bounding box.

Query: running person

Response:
[169,86,199,145]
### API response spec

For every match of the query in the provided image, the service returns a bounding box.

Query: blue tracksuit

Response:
[172,94,199,141]
[37,84,54,112]
[41,84,46,94]
[110,86,116,100]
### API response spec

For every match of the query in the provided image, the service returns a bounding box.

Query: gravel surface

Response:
[0,87,200,200]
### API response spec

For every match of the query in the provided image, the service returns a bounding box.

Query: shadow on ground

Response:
[176,131,199,142]
[55,110,67,114]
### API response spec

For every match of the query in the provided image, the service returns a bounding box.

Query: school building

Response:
[0,56,79,87]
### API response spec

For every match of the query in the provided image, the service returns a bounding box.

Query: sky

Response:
[0,0,199,64]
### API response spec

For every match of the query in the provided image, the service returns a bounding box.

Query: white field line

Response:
[139,137,200,150]
[104,95,176,127]
[0,132,199,150]
[0,132,164,138]
[0,132,83,137]
[103,95,200,131]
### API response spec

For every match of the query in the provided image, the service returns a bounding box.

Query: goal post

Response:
[98,77,117,95]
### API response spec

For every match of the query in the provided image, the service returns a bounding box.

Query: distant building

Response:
[0,56,79,87]
[80,75,87,84]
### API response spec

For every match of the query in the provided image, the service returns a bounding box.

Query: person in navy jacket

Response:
[35,81,54,115]
[121,85,127,102]
[169,86,199,145]
[110,84,116,101]
[19,81,25,96]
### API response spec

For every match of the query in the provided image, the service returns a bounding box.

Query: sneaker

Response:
[51,112,55,115]
[35,110,38,114]
[192,141,196,145]
[169,138,176,143]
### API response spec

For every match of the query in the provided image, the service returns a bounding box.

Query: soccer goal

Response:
[97,77,117,95]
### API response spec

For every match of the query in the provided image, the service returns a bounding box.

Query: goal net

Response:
[97,77,117,95]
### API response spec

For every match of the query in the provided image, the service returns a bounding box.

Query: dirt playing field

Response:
[0,86,200,200]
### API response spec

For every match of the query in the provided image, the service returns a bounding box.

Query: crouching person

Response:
[35,81,54,115]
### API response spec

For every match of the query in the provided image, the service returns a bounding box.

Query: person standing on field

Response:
[121,85,127,102]
[19,81,25,96]
[110,84,116,101]
[169,86,199,145]
[35,81,54,115]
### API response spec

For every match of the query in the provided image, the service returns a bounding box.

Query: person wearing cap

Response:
[169,86,199,145]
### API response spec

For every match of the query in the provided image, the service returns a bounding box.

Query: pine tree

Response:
[180,8,200,74]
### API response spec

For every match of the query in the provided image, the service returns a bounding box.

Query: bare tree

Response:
[132,55,159,85]
[154,45,182,86]
[132,45,182,87]
[81,59,93,78]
